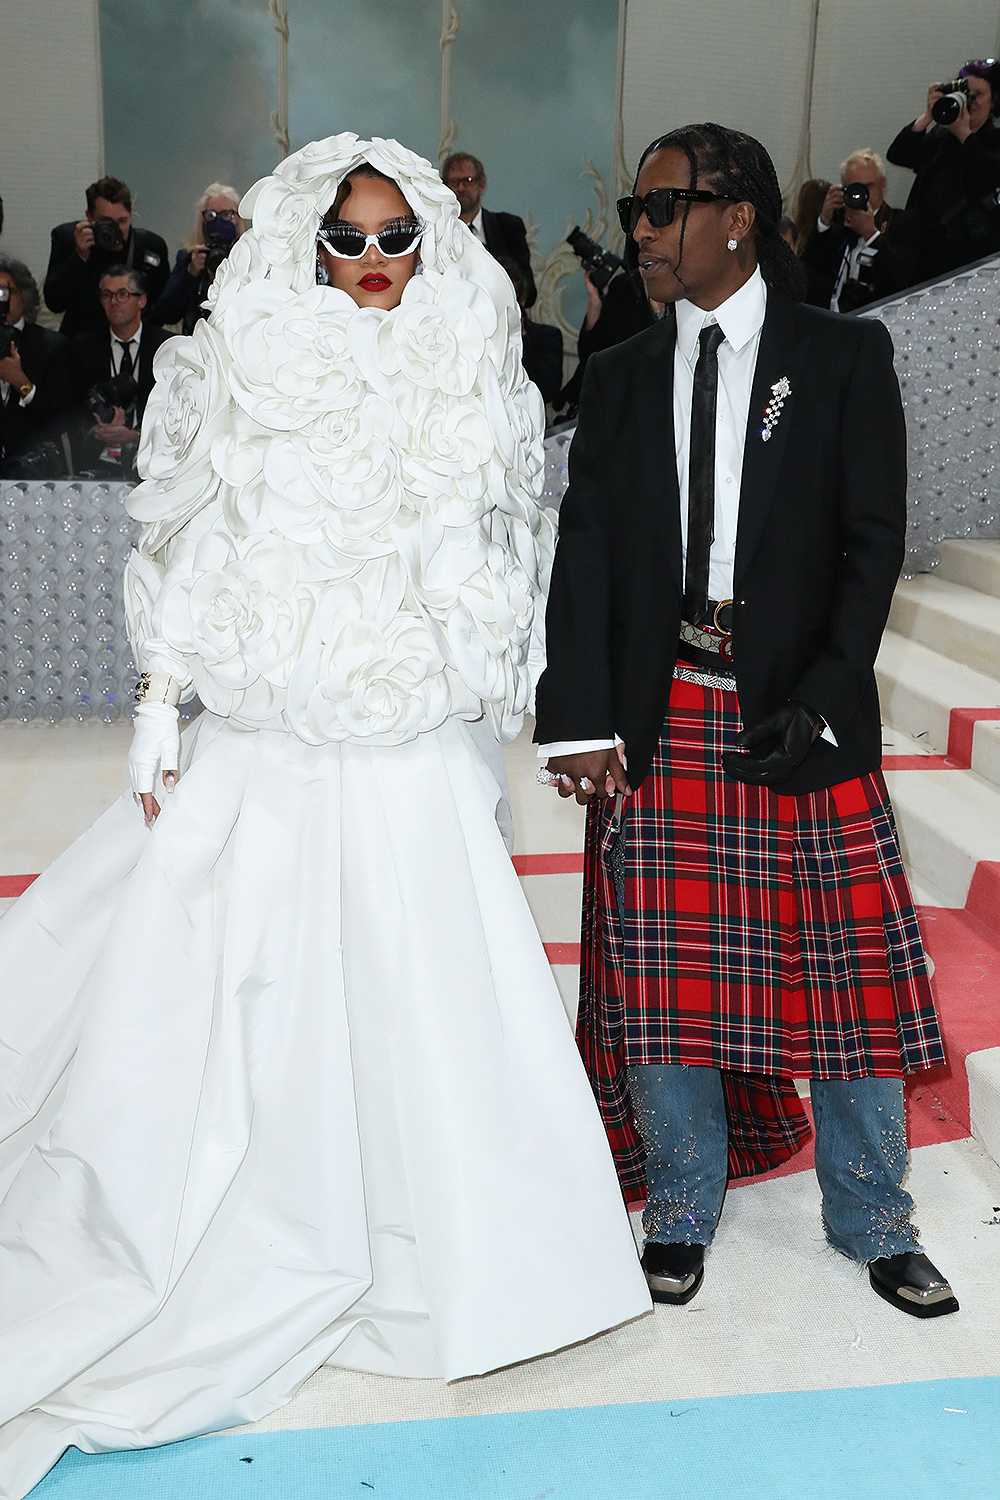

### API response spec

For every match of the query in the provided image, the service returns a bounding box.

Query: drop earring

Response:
[316,255,329,285]
[727,238,738,252]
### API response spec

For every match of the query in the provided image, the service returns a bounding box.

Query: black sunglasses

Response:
[617,188,734,236]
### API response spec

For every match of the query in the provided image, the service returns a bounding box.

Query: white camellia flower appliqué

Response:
[157,531,307,711]
[126,133,552,746]
[130,321,232,547]
[287,582,450,746]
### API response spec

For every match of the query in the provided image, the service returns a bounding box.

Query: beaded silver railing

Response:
[0,481,139,723]
[861,253,1000,575]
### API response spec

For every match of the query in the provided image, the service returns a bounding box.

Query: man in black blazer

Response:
[802,149,927,310]
[44,176,169,341]
[442,152,537,307]
[0,255,72,474]
[536,123,956,1321]
[70,266,170,477]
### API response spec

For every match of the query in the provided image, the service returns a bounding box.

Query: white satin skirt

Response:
[0,713,650,1499]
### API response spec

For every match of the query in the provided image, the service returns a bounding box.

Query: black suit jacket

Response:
[802,205,927,308]
[534,292,907,794]
[480,208,537,307]
[0,323,72,465]
[522,318,563,404]
[44,222,170,339]
[70,322,171,419]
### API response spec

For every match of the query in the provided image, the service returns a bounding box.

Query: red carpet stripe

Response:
[0,874,38,897]
[881,755,955,770]
[512,853,585,875]
[543,941,581,964]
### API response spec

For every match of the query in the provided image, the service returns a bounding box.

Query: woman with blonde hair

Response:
[154,182,247,333]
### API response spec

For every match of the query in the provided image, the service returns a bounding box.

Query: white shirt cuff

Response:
[816,217,831,233]
[18,384,36,408]
[537,739,617,758]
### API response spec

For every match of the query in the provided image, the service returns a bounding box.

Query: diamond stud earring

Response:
[727,238,738,251]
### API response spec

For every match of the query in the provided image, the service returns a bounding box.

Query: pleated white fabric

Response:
[0,714,650,1499]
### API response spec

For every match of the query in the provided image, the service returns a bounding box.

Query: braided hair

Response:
[626,123,805,302]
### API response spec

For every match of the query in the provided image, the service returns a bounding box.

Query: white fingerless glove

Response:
[128,702,180,797]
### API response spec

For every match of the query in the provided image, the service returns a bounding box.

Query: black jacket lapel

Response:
[734,295,809,589]
[637,314,683,593]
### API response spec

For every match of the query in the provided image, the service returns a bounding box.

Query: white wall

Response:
[622,0,1000,207]
[0,0,104,305]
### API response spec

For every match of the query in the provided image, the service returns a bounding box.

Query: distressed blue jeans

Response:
[628,1063,919,1262]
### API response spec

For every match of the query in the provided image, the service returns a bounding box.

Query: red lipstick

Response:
[359,273,391,290]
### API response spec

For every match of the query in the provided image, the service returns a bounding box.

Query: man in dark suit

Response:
[802,149,927,310]
[442,152,537,306]
[44,176,169,341]
[536,123,956,1321]
[0,254,72,474]
[70,265,170,477]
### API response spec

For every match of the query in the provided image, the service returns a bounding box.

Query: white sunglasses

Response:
[317,218,424,259]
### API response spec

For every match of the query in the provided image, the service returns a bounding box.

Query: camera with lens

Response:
[932,78,972,126]
[566,226,623,291]
[91,216,126,255]
[0,285,18,360]
[202,213,238,278]
[832,181,871,226]
[86,370,138,425]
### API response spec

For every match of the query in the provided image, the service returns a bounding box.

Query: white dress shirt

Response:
[468,207,485,242]
[111,321,142,376]
[539,267,833,757]
[1,318,36,409]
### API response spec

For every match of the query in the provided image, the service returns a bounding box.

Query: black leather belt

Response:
[691,599,733,634]
[676,639,736,678]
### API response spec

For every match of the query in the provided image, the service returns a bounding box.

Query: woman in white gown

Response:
[0,135,650,1499]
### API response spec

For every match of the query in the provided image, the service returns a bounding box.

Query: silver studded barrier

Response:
[0,482,140,724]
[3,259,998,722]
[860,253,1000,574]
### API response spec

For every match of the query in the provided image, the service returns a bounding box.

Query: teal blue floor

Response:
[32,1377,1000,1500]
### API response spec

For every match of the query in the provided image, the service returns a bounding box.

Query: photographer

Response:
[887,59,1000,274]
[0,255,72,476]
[559,229,654,411]
[44,177,169,340]
[155,184,245,334]
[803,149,926,310]
[69,266,169,478]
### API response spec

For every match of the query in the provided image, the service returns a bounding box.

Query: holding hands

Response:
[544,746,631,805]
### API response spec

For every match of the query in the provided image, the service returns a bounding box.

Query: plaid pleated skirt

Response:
[577,674,945,1203]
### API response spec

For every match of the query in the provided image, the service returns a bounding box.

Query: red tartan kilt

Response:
[576,674,944,1201]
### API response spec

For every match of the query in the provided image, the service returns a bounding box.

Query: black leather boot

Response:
[641,1242,705,1305]
[868,1251,959,1318]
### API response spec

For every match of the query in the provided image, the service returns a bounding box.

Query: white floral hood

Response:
[124,132,554,745]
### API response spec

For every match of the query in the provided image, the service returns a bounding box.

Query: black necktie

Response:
[118,339,135,380]
[684,321,725,624]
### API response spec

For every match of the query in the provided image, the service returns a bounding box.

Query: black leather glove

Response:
[721,702,823,787]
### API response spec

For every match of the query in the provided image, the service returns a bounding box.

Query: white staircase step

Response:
[968,1047,1000,1170]
[876,630,1000,754]
[888,575,1000,680]
[936,539,1000,600]
[883,765,1000,908]
[972,719,1000,792]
